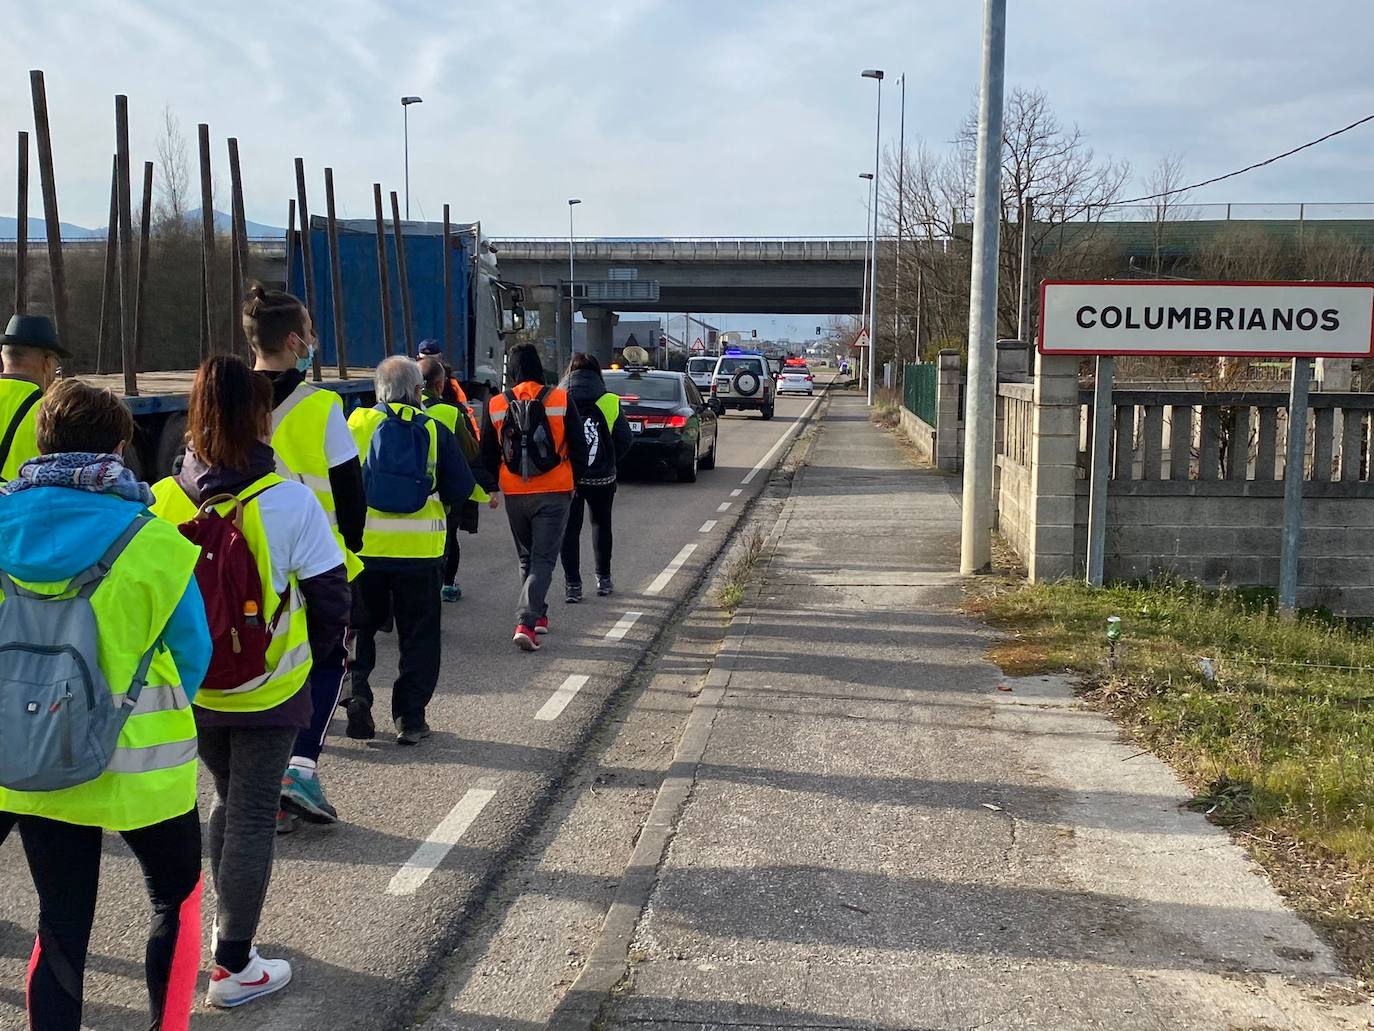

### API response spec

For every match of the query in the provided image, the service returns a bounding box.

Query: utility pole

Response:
[959,0,1007,575]
[893,73,906,362]
[862,69,884,405]
[1017,195,1035,344]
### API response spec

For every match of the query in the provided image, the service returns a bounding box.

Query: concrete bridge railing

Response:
[493,238,870,262]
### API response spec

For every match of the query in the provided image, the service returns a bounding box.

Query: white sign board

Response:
[1039,280,1374,358]
[854,328,871,350]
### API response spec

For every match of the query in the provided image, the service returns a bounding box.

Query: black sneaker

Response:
[396,721,432,746]
[565,582,583,604]
[345,698,376,740]
[596,577,614,597]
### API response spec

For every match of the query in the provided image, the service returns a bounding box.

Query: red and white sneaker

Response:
[513,625,540,651]
[207,948,292,1008]
[534,616,551,635]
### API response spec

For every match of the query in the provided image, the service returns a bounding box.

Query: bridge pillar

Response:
[557,294,573,375]
[584,309,618,364]
[530,286,560,374]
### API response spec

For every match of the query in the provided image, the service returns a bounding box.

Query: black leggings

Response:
[443,508,462,586]
[560,483,616,585]
[17,809,202,1031]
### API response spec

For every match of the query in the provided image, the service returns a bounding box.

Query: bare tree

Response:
[155,106,190,228]
[1145,152,1193,274]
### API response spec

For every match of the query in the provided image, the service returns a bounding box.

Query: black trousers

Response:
[560,483,617,585]
[443,508,462,587]
[18,809,202,1031]
[350,562,443,727]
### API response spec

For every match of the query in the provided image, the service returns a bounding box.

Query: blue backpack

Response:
[363,405,434,514]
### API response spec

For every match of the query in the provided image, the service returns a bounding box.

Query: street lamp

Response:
[566,198,582,371]
[861,69,883,405]
[859,172,875,391]
[401,96,423,219]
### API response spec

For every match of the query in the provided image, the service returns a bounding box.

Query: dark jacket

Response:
[565,368,632,487]
[479,380,591,489]
[177,442,350,730]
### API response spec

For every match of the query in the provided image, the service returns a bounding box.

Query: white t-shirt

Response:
[253,480,344,593]
[321,398,359,468]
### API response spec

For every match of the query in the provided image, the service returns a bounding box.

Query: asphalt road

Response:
[0,383,826,1031]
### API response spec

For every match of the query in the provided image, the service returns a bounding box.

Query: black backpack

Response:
[499,386,562,480]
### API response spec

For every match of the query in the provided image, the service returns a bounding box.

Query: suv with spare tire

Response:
[709,351,775,419]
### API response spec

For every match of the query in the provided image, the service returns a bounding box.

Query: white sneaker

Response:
[206,948,292,1008]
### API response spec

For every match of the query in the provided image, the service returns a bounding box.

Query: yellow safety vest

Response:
[150,474,313,714]
[423,397,489,504]
[0,378,42,482]
[0,517,201,831]
[271,381,365,581]
[348,404,448,559]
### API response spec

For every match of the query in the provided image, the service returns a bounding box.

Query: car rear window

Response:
[782,365,811,375]
[688,358,715,372]
[604,373,682,402]
[716,357,763,376]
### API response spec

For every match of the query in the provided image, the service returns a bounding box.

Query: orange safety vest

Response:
[450,378,468,405]
[487,381,574,495]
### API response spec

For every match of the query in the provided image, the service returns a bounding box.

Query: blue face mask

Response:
[295,343,315,374]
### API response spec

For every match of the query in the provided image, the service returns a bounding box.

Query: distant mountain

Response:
[0,208,284,241]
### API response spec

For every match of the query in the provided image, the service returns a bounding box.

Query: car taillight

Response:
[806,375,813,381]
[642,414,689,428]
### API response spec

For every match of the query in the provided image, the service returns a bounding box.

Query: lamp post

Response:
[566,198,582,372]
[859,172,875,390]
[894,73,906,363]
[401,96,423,219]
[861,68,884,405]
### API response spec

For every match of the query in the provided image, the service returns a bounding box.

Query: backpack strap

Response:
[535,385,553,405]
[70,516,152,599]
[0,387,41,480]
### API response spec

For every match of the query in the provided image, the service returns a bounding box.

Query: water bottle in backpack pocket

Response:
[365,405,435,512]
[499,386,562,480]
[0,518,157,792]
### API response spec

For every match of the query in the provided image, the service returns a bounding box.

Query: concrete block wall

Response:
[935,350,962,473]
[897,406,936,465]
[1025,355,1082,581]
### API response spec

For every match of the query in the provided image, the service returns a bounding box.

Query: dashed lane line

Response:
[716,501,732,513]
[604,611,644,641]
[699,519,718,533]
[534,674,592,721]
[386,788,497,896]
[730,488,742,497]
[646,544,697,595]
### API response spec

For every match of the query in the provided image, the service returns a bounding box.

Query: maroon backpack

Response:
[177,487,286,692]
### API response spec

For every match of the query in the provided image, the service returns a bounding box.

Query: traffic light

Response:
[751,329,757,338]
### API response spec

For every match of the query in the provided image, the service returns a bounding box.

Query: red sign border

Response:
[1037,279,1374,358]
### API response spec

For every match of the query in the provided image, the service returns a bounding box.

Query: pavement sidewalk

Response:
[604,390,1369,1030]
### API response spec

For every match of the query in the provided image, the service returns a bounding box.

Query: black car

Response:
[602,368,719,482]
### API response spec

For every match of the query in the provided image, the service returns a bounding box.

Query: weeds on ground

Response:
[870,399,901,429]
[972,576,1374,982]
[716,528,768,612]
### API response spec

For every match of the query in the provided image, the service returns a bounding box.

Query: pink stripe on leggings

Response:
[158,875,202,1031]
[25,936,40,1029]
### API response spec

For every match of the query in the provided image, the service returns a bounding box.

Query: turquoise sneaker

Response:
[281,768,338,824]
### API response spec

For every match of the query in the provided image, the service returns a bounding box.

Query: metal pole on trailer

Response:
[115,96,136,396]
[372,184,395,357]
[29,71,71,349]
[284,198,296,295]
[442,203,453,364]
[228,138,249,355]
[96,156,118,376]
[133,161,152,372]
[1086,356,1115,586]
[390,190,415,357]
[1278,357,1313,614]
[958,0,1006,575]
[14,131,28,313]
[294,158,322,381]
[324,168,349,379]
[196,124,217,357]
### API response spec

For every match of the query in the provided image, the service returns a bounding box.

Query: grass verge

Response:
[870,399,902,429]
[716,527,768,613]
[969,576,1374,985]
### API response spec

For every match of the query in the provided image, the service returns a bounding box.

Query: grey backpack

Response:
[0,517,158,792]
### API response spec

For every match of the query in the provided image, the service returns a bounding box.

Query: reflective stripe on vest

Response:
[150,473,315,714]
[348,404,448,559]
[271,382,364,581]
[488,383,575,495]
[0,516,201,832]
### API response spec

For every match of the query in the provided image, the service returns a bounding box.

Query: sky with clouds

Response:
[2,0,1373,336]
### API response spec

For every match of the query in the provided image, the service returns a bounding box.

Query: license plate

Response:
[629,421,643,433]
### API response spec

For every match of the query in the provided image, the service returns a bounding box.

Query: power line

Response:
[1113,112,1374,206]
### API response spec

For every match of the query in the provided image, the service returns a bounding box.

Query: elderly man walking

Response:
[346,357,476,745]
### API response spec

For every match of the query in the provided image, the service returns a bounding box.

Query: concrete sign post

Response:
[1040,280,1374,609]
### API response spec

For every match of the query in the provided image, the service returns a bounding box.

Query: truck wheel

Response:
[155,414,188,480]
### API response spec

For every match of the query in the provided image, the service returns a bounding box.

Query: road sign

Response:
[854,328,871,350]
[692,338,704,353]
[1040,280,1374,358]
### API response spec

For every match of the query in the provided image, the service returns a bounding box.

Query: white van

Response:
[686,355,716,391]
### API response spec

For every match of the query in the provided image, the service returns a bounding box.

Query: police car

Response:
[603,365,719,483]
[776,357,815,395]
[709,348,776,419]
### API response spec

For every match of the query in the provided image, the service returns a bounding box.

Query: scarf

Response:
[2,452,155,506]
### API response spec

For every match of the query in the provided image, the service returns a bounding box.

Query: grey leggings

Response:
[196,724,296,959]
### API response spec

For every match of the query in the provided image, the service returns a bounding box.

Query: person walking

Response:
[0,379,210,1031]
[242,284,366,826]
[151,356,349,1009]
[560,353,631,601]
[347,357,477,744]
[420,355,493,603]
[480,344,588,651]
[0,313,70,851]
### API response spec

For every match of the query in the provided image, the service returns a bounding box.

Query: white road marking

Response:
[605,611,644,641]
[647,544,697,595]
[741,395,821,485]
[730,488,743,497]
[699,519,718,533]
[716,501,732,513]
[534,674,591,721]
[386,788,497,896]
